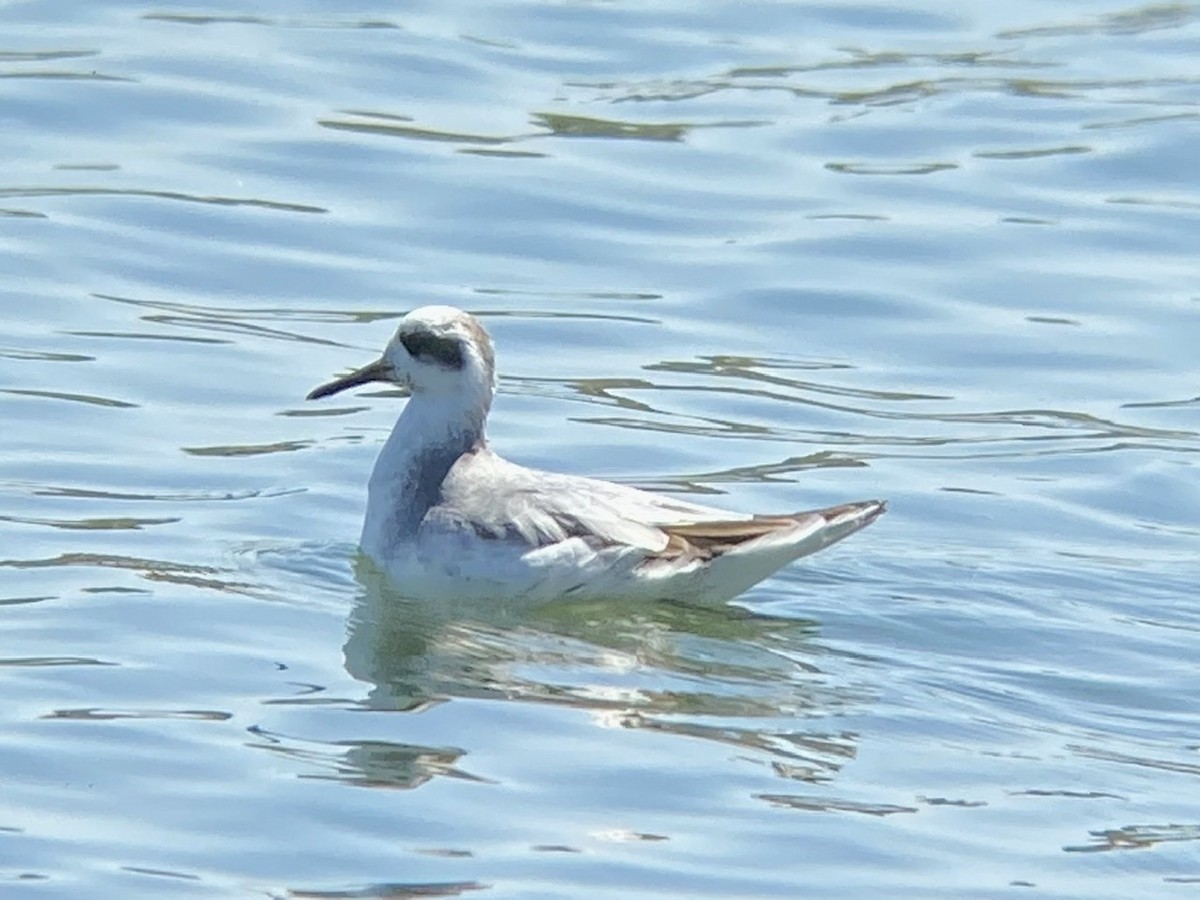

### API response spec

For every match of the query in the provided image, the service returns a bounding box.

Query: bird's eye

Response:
[400,330,465,369]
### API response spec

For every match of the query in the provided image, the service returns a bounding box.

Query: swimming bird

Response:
[308,306,884,604]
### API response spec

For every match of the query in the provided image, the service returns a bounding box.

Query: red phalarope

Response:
[308,306,884,603]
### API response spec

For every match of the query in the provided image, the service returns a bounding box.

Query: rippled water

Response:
[3,1,1198,896]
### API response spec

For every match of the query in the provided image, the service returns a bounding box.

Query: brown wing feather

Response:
[661,515,805,559]
[660,501,885,560]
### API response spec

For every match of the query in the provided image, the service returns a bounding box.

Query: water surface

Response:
[2,1,1198,896]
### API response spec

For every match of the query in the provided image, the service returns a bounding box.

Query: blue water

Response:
[2,1,1198,896]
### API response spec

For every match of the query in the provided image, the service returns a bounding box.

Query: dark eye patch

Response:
[400,329,465,369]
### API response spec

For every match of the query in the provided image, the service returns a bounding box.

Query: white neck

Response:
[359,386,489,555]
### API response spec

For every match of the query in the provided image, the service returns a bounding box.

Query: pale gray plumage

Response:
[430,447,741,551]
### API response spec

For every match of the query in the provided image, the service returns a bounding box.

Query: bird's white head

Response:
[307,306,496,411]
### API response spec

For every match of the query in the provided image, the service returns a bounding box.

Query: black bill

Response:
[306,358,393,400]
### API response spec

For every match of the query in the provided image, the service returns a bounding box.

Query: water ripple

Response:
[0,186,327,214]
